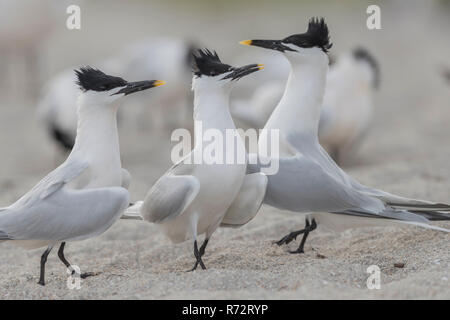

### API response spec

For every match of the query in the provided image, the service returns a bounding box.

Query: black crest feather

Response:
[353,47,380,89]
[283,17,332,53]
[75,66,127,92]
[306,17,332,52]
[192,49,232,77]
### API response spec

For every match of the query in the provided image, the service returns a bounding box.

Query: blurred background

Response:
[0,0,449,206]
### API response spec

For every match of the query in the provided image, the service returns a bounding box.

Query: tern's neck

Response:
[268,58,328,137]
[69,100,121,166]
[193,89,236,145]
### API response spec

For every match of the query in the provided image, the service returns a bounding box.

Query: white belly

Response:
[162,163,246,243]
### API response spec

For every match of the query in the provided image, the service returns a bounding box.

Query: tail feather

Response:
[387,202,450,212]
[333,209,450,232]
[336,204,450,223]
[376,193,450,212]
[357,188,450,218]
[336,208,430,223]
[353,184,450,208]
[382,197,450,220]
[408,210,450,221]
[120,201,144,220]
[0,231,11,240]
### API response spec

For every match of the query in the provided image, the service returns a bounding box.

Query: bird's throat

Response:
[266,61,328,137]
[69,103,122,187]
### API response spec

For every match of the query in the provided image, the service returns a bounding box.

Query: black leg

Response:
[57,242,97,279]
[275,219,310,246]
[275,218,317,253]
[38,246,53,286]
[289,219,317,254]
[188,239,208,272]
[199,239,209,256]
[57,242,72,270]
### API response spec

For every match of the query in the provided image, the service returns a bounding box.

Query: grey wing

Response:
[221,172,268,228]
[312,145,450,220]
[250,153,385,213]
[141,174,200,224]
[8,159,89,210]
[121,201,144,220]
[0,186,129,241]
[280,142,449,222]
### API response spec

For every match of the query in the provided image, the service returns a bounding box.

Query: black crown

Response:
[192,49,232,77]
[75,66,127,92]
[283,17,332,53]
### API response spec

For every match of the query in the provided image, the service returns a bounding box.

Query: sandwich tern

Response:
[126,49,267,271]
[240,17,449,254]
[0,67,165,285]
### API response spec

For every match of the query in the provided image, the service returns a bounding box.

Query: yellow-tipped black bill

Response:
[115,80,166,96]
[222,64,264,80]
[239,39,296,52]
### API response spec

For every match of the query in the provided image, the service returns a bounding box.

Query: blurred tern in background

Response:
[126,49,267,271]
[231,81,284,129]
[231,47,380,164]
[319,47,379,164]
[241,17,449,254]
[37,38,194,153]
[0,67,165,285]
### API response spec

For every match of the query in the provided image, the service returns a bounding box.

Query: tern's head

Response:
[75,66,165,106]
[191,49,263,92]
[240,17,332,66]
[352,47,380,89]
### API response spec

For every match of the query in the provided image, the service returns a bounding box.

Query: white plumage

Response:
[1,67,163,285]
[241,18,449,254]
[126,51,267,270]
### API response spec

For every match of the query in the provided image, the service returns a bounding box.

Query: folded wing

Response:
[141,174,200,224]
[221,172,268,228]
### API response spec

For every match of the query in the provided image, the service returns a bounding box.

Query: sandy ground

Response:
[0,0,450,299]
[0,89,449,299]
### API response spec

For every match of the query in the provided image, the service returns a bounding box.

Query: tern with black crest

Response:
[241,17,450,254]
[0,67,165,285]
[126,49,267,271]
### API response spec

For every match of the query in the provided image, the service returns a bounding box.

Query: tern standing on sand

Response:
[240,18,450,254]
[0,67,165,285]
[127,49,267,271]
